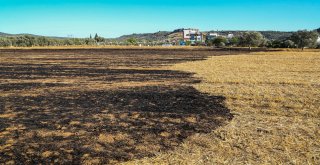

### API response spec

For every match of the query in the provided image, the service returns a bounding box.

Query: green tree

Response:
[260,38,269,47]
[0,35,112,47]
[8,37,17,47]
[63,39,75,46]
[85,38,96,45]
[15,36,28,47]
[212,36,227,47]
[94,33,105,42]
[37,36,50,46]
[205,39,213,46]
[0,37,12,47]
[291,30,318,50]
[268,40,282,48]
[239,31,264,49]
[283,40,295,48]
[127,38,137,45]
[229,37,239,46]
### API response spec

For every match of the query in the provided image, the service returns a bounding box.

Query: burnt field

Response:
[0,49,235,164]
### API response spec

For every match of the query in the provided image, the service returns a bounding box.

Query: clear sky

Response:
[1,0,319,38]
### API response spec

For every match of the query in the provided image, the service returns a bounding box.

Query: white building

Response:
[227,33,234,38]
[183,29,203,42]
[207,32,219,37]
[317,36,320,43]
[206,32,220,41]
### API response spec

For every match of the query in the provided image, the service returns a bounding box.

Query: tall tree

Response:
[291,30,318,50]
[94,33,98,41]
[239,31,264,49]
[94,33,105,42]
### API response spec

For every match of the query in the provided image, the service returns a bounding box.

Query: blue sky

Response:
[0,0,319,38]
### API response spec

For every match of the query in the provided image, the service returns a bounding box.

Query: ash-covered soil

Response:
[0,49,234,164]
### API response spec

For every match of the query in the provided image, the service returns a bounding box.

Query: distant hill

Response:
[117,31,171,41]
[0,32,40,37]
[0,32,14,36]
[0,32,66,39]
[2,28,318,42]
[116,29,295,42]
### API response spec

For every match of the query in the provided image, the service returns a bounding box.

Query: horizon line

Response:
[1,27,319,39]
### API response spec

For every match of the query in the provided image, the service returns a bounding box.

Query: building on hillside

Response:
[183,29,204,43]
[182,29,235,45]
[227,33,234,38]
[317,36,320,43]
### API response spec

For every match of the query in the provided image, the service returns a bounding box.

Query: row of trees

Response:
[206,30,319,50]
[206,32,266,48]
[0,33,105,47]
[1,31,319,49]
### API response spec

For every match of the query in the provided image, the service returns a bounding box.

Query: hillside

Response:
[0,32,65,39]
[116,29,295,42]
[1,28,317,43]
[117,31,172,41]
[0,32,13,37]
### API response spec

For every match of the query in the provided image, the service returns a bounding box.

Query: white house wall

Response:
[183,29,199,39]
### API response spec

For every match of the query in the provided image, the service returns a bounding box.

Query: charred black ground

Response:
[0,49,236,164]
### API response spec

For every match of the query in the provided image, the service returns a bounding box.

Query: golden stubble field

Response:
[126,50,320,164]
[1,48,319,164]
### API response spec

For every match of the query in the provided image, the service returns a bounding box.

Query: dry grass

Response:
[0,45,210,50]
[124,51,320,164]
[2,48,319,164]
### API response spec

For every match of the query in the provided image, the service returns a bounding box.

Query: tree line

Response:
[0,33,105,47]
[1,30,319,49]
[206,30,320,50]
